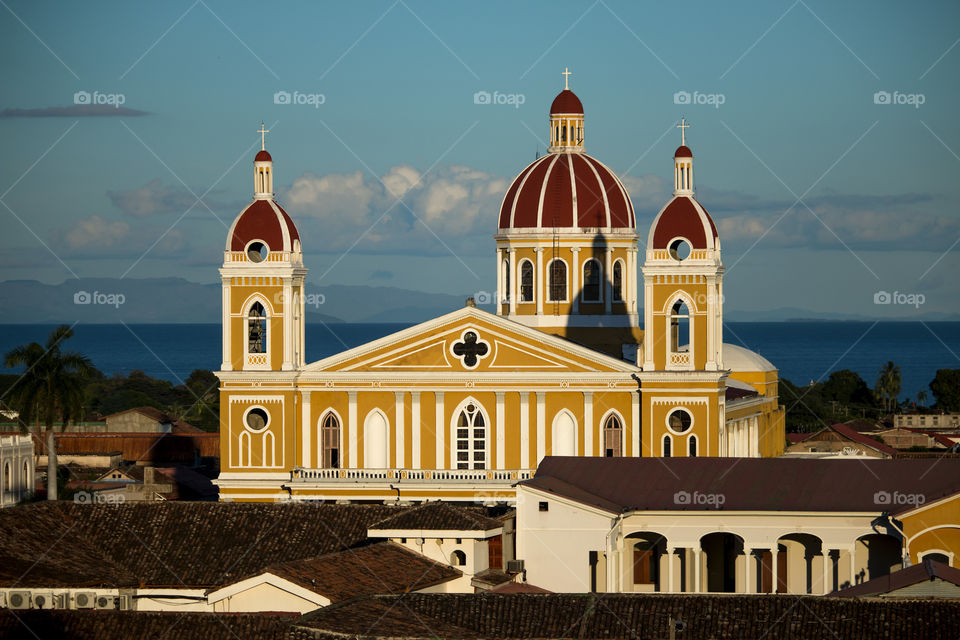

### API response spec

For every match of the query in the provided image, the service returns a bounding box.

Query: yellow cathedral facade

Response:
[215,78,785,503]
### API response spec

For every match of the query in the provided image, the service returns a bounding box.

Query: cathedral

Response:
[215,75,785,503]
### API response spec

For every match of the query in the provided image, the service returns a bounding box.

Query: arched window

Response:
[238,431,252,467]
[670,300,690,353]
[548,259,567,302]
[553,411,576,456]
[689,434,698,457]
[519,260,534,303]
[2,463,9,494]
[364,411,389,468]
[662,435,672,457]
[451,550,467,566]
[613,260,624,302]
[247,301,267,354]
[583,259,602,302]
[456,401,487,470]
[321,413,340,469]
[502,259,510,302]
[603,414,622,458]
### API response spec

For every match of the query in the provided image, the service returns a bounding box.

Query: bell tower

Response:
[220,125,307,373]
[638,120,726,457]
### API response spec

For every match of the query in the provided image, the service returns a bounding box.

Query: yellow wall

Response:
[903,495,960,567]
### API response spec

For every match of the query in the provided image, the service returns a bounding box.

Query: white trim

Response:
[665,406,695,436]
[412,391,421,469]
[363,408,390,469]
[517,257,536,304]
[536,392,546,465]
[688,433,698,457]
[301,390,311,467]
[599,408,625,457]
[347,391,358,467]
[317,408,343,469]
[546,256,570,303]
[551,409,578,456]
[662,433,673,457]
[395,392,405,468]
[496,392,506,470]
[435,392,445,469]
[448,328,491,371]
[449,397,491,470]
[583,391,593,457]
[242,405,271,433]
[206,572,329,607]
[917,548,955,567]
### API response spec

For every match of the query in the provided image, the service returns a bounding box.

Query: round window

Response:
[245,407,270,431]
[667,408,693,433]
[669,238,691,261]
[247,241,269,263]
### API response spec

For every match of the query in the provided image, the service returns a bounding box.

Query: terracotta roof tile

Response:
[369,502,501,532]
[831,559,960,597]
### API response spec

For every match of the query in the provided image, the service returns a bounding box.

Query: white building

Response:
[0,435,33,508]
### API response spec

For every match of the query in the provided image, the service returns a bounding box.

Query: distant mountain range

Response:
[0,278,956,324]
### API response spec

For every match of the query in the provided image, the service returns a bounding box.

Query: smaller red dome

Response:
[674,145,693,158]
[648,196,718,251]
[255,149,272,162]
[550,89,583,114]
[227,199,300,253]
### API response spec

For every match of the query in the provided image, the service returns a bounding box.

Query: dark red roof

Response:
[369,501,501,532]
[650,196,719,249]
[549,89,583,114]
[488,581,552,594]
[725,385,758,401]
[820,423,900,456]
[498,152,635,229]
[521,457,960,514]
[227,199,300,252]
[255,149,272,162]
[674,145,693,158]
[786,432,812,444]
[832,559,960,597]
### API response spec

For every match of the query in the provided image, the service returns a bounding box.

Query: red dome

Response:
[674,145,693,158]
[227,199,300,252]
[499,152,635,230]
[648,196,718,250]
[255,149,272,162]
[550,89,583,114]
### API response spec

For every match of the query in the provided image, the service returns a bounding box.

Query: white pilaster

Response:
[496,248,502,312]
[822,550,831,595]
[631,391,640,457]
[411,392,421,469]
[395,392,405,468]
[668,548,677,593]
[301,390,312,467]
[744,548,753,593]
[772,547,779,593]
[221,281,232,370]
[348,391,358,468]
[535,247,544,316]
[282,282,293,370]
[693,548,701,593]
[520,393,530,468]
[583,391,593,457]
[435,392,445,469]
[509,249,517,316]
[535,391,546,465]
[496,391,505,470]
[604,247,612,314]
[570,247,580,314]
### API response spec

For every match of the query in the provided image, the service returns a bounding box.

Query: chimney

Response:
[465,297,476,308]
[144,466,155,485]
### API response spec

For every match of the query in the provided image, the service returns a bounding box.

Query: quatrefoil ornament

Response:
[451,330,490,369]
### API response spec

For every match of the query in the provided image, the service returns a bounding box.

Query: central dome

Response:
[498,151,635,230]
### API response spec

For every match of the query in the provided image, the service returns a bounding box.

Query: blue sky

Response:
[1,0,958,317]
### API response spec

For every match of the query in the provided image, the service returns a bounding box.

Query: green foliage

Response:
[930,369,960,412]
[874,361,902,413]
[781,372,883,433]
[821,370,875,406]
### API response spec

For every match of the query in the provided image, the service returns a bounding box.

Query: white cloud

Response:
[65,215,130,248]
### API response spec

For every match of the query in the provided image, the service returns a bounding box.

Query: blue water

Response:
[0,322,957,402]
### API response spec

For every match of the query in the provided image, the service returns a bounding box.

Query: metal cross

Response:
[677,117,689,146]
[258,122,269,150]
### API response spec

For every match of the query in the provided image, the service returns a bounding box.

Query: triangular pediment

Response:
[301,307,638,375]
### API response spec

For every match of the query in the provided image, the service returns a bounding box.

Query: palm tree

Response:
[917,390,928,409]
[875,361,902,413]
[4,325,93,500]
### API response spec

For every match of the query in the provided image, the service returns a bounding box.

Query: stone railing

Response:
[291,467,535,483]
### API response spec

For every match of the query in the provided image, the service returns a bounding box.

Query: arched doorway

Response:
[624,532,668,592]
[855,533,902,584]
[776,533,824,594]
[701,532,744,593]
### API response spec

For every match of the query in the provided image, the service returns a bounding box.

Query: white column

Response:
[848,545,856,588]
[509,249,517,315]
[631,391,640,457]
[744,548,753,593]
[772,547,779,593]
[693,547,701,593]
[282,281,293,370]
[411,392,421,469]
[496,248,502,313]
[435,392,445,469]
[348,391,358,468]
[496,391,505,470]
[535,247,544,316]
[668,548,676,593]
[604,247,613,314]
[301,390,312,467]
[395,392,405,468]
[583,391,593,457]
[716,278,724,369]
[536,391,546,465]
[822,550,831,594]
[642,274,654,370]
[299,281,306,367]
[706,275,716,371]
[221,281,232,370]
[630,249,638,314]
[520,393,530,468]
[570,247,580,314]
